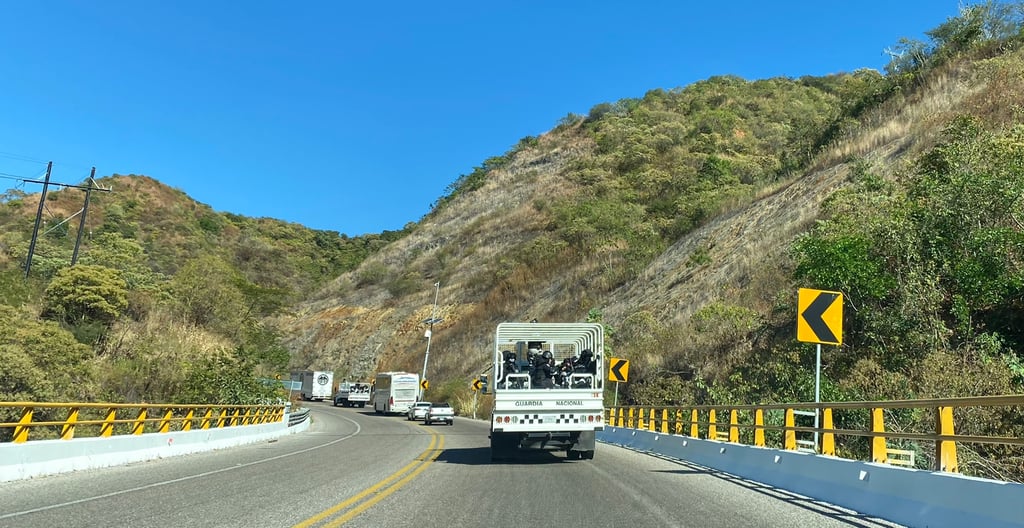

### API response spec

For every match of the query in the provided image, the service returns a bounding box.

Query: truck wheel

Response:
[425,419,431,425]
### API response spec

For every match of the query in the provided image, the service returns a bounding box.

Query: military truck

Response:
[488,322,604,461]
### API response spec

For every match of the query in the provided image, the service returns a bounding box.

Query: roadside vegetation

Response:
[0,1,1022,476]
[0,175,409,414]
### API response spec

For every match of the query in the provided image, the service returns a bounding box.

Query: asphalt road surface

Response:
[0,403,903,527]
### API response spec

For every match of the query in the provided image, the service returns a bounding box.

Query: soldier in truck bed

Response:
[531,350,555,388]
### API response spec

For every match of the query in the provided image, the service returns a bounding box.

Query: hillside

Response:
[0,174,408,406]
[276,5,1024,419]
[0,175,407,298]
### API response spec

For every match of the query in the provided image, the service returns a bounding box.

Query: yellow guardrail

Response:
[607,395,1024,474]
[0,402,287,443]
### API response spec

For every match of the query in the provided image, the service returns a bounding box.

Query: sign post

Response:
[797,288,843,450]
[607,358,629,407]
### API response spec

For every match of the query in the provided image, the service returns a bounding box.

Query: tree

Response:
[79,232,165,291]
[0,305,96,404]
[44,265,128,325]
[169,255,247,336]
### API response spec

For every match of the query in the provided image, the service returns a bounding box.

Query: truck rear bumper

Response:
[491,430,595,451]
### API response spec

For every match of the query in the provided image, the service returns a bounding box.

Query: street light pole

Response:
[420,281,442,400]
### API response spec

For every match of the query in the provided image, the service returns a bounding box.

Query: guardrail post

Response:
[784,408,796,450]
[638,408,646,430]
[217,409,228,428]
[159,408,173,433]
[674,409,683,435]
[627,407,635,429]
[60,407,80,440]
[648,408,656,432]
[13,407,33,443]
[871,407,887,463]
[936,405,959,473]
[661,409,669,433]
[182,408,195,431]
[133,408,147,436]
[100,407,116,437]
[729,409,739,443]
[607,408,615,427]
[231,408,241,427]
[754,408,765,447]
[201,408,213,429]
[708,409,718,441]
[821,408,835,456]
[690,409,699,438]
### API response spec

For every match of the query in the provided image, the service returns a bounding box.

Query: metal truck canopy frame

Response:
[493,322,604,391]
[494,322,603,353]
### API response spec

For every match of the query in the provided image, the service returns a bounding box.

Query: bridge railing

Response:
[0,402,287,443]
[607,394,1024,475]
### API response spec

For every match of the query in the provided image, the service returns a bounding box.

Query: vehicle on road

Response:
[334,381,371,407]
[424,402,454,425]
[292,370,333,402]
[489,322,604,461]
[372,372,419,415]
[407,401,432,421]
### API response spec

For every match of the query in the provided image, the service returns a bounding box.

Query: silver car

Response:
[406,401,432,421]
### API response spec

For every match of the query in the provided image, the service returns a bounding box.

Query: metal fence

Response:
[287,407,310,427]
[607,394,1024,475]
[0,402,287,443]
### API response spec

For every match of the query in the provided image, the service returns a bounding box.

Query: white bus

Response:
[373,372,420,415]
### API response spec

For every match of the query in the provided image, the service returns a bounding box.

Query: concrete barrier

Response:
[598,427,1024,528]
[0,413,310,483]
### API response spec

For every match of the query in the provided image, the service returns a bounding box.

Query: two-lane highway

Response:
[0,403,902,527]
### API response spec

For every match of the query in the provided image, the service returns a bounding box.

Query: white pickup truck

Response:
[423,402,455,426]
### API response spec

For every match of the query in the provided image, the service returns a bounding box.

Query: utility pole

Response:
[71,167,96,265]
[24,161,52,278]
[420,281,442,400]
[20,165,111,277]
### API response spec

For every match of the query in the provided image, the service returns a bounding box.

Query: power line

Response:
[0,150,96,172]
[23,162,111,278]
[0,172,29,182]
[0,151,48,164]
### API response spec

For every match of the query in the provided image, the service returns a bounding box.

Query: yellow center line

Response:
[323,433,445,527]
[293,427,443,528]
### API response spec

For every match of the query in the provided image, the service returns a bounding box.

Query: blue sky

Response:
[0,1,962,236]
